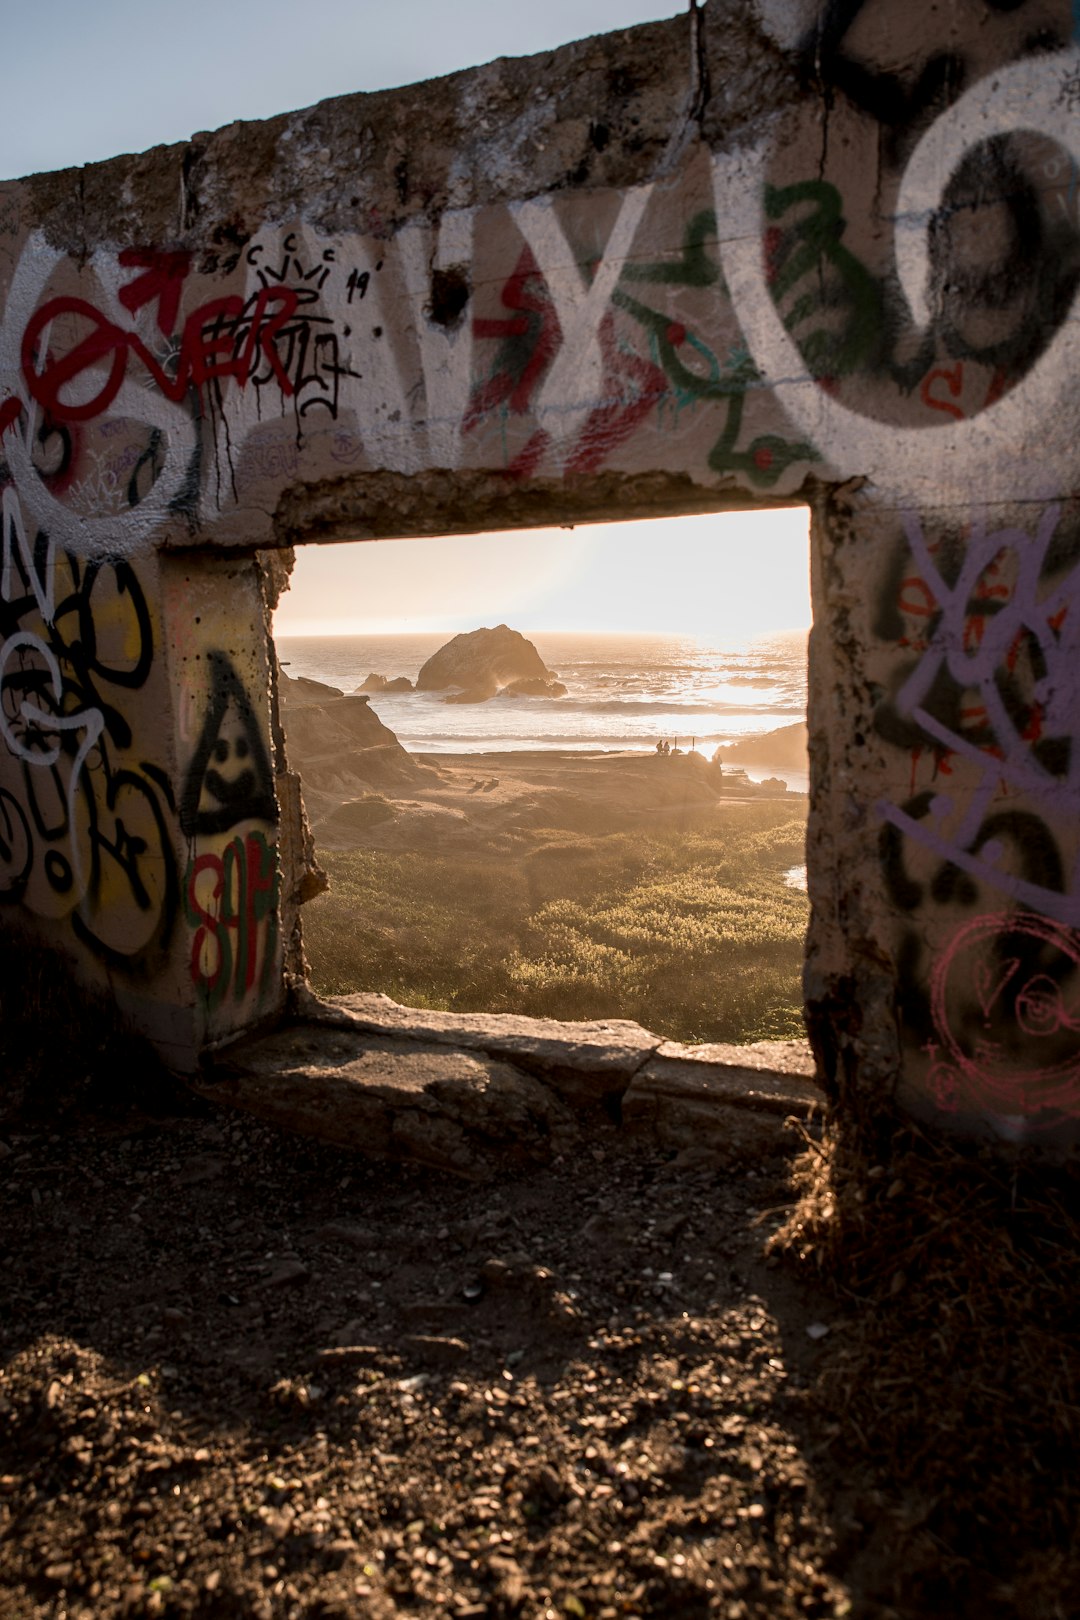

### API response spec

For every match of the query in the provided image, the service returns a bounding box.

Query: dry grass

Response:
[303,807,810,1043]
[772,1117,1080,1617]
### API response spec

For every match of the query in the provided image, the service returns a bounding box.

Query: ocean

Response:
[275,628,809,789]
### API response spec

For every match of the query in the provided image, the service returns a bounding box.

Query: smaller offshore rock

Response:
[356,673,414,693]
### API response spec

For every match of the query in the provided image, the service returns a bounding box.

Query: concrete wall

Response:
[1,0,1079,1137]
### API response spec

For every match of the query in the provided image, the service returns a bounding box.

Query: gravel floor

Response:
[0,1090,883,1620]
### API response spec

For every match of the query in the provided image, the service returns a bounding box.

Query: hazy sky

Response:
[275,513,811,639]
[4,0,811,640]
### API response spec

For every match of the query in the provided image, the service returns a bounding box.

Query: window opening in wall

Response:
[273,510,811,1045]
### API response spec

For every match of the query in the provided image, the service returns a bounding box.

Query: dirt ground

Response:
[306,748,795,858]
[1,1080,895,1620]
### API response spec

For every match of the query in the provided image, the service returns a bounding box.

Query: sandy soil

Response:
[307,750,799,857]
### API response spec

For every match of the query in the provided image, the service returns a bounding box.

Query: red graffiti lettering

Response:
[505,430,551,479]
[984,366,1009,409]
[464,246,562,432]
[920,361,965,420]
[22,298,130,422]
[117,248,193,336]
[898,575,936,617]
[236,285,300,395]
[21,282,300,423]
[182,295,247,390]
[188,850,232,1001]
[564,311,667,477]
[186,830,279,1010]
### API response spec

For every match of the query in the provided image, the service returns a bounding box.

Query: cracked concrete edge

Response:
[22,9,798,257]
[291,985,667,1087]
[193,1031,580,1181]
[202,984,829,1151]
[304,989,821,1095]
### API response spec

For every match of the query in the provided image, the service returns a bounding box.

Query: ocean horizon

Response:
[275,627,809,789]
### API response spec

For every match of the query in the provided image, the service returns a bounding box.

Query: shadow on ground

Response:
[0,1075,862,1620]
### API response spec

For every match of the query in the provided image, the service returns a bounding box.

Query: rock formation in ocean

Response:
[415,625,563,703]
[356,673,415,694]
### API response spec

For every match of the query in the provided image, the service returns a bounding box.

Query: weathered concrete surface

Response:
[3,1,1080,1145]
[632,1039,820,1115]
[623,1040,822,1158]
[304,988,663,1104]
[200,1024,580,1179]
[202,1002,822,1178]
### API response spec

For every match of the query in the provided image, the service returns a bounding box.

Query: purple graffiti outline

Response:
[877,505,1080,924]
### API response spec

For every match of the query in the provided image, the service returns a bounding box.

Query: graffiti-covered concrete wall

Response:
[1,1,1079,1135]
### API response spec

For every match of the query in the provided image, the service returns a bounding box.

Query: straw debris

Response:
[771,1116,1080,1616]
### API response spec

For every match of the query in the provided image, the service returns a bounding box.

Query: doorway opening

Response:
[272,509,811,1046]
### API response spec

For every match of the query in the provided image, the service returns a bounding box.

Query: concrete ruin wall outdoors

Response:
[1,0,1079,1146]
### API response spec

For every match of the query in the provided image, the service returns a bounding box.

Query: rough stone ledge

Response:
[623,1044,822,1157]
[197,1024,580,1181]
[633,1040,820,1118]
[294,986,662,1104]
[197,990,823,1179]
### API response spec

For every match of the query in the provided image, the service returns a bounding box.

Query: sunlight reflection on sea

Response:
[276,628,808,767]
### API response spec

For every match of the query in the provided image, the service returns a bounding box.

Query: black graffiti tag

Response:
[0,493,178,970]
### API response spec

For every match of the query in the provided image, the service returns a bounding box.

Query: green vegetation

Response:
[303,804,809,1043]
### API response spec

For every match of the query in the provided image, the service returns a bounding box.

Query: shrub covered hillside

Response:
[303,803,808,1044]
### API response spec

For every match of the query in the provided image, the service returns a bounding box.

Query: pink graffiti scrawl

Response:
[929,911,1080,1121]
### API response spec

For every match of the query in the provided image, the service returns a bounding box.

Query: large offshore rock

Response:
[415,625,554,699]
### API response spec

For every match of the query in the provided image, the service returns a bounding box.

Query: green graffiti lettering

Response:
[621,209,723,289]
[764,179,887,380]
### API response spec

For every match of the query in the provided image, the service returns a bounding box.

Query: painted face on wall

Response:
[179,652,277,839]
[203,705,258,819]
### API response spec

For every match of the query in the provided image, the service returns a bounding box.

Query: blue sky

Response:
[2,0,682,182]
